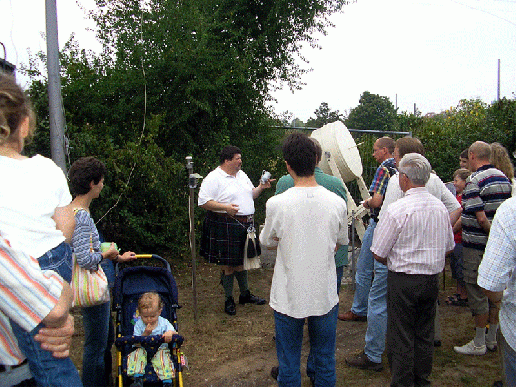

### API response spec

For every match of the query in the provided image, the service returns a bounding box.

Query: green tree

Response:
[345,91,397,132]
[23,0,349,257]
[305,102,343,128]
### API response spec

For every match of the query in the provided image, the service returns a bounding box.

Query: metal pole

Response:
[497,59,501,102]
[351,210,356,291]
[186,156,198,322]
[45,0,67,172]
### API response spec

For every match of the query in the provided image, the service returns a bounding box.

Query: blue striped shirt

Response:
[461,165,512,250]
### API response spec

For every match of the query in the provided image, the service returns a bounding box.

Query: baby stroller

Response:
[113,254,186,387]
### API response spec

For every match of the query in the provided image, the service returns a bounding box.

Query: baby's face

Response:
[140,305,161,327]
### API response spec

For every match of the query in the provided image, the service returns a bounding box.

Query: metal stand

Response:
[185,156,202,323]
[351,210,356,291]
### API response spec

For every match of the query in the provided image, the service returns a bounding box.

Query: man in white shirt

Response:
[198,145,272,315]
[478,196,516,386]
[260,132,348,387]
[372,153,454,387]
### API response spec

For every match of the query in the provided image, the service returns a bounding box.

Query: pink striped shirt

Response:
[0,237,64,365]
[371,187,455,275]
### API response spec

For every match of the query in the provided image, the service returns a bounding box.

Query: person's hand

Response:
[225,203,239,216]
[259,178,276,189]
[143,321,158,336]
[163,330,174,343]
[118,251,137,262]
[104,243,119,260]
[34,315,74,358]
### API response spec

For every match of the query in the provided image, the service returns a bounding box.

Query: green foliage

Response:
[305,102,343,128]
[395,98,516,183]
[345,91,398,132]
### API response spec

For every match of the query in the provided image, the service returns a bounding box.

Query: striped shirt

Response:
[478,196,516,352]
[371,187,455,275]
[0,237,64,365]
[71,209,103,271]
[461,164,512,250]
[368,158,396,218]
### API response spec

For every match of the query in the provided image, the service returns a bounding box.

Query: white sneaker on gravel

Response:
[454,340,486,355]
[486,340,497,352]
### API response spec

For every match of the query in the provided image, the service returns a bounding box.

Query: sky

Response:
[2,0,516,122]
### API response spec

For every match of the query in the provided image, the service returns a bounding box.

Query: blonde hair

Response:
[137,292,163,313]
[0,72,36,146]
[490,142,514,180]
[453,168,471,181]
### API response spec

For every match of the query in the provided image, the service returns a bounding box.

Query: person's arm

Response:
[252,179,275,199]
[484,290,503,304]
[373,253,387,265]
[72,210,107,269]
[200,200,239,216]
[449,208,462,226]
[259,201,279,249]
[34,315,75,358]
[52,205,75,244]
[370,209,400,266]
[363,192,384,209]
[41,282,73,328]
[0,237,74,358]
[478,202,516,301]
[452,217,462,234]
[476,210,491,233]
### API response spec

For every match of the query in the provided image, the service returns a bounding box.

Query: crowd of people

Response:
[197,132,515,386]
[1,68,516,387]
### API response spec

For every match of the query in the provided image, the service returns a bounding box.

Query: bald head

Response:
[469,141,491,161]
[468,141,492,171]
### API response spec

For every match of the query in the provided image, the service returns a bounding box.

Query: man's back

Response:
[375,188,454,275]
[462,166,512,250]
[261,186,348,318]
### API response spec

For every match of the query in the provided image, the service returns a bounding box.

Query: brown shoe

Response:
[345,351,383,371]
[338,310,367,322]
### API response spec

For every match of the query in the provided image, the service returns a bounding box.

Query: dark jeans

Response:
[387,271,438,387]
[81,301,113,387]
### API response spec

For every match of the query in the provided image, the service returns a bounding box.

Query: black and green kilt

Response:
[200,211,252,266]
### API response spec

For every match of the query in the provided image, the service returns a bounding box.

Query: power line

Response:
[449,0,516,27]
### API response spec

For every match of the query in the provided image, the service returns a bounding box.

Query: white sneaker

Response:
[454,340,486,355]
[486,340,497,352]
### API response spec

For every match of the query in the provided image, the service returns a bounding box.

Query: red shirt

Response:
[454,194,462,244]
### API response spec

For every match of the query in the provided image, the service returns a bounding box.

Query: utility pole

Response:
[46,0,67,173]
[497,59,501,102]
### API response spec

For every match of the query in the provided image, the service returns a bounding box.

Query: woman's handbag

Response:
[243,225,261,270]
[71,210,110,307]
[72,256,110,307]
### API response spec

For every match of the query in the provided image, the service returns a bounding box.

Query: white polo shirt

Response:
[198,167,255,216]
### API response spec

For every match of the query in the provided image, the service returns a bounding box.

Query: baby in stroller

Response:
[128,292,177,386]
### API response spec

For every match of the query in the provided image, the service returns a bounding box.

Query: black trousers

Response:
[387,271,438,387]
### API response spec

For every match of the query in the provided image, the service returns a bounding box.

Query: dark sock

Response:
[234,270,249,294]
[222,273,235,299]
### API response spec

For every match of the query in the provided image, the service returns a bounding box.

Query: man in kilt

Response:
[199,145,273,315]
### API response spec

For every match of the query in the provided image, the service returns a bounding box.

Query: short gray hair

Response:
[398,153,431,186]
